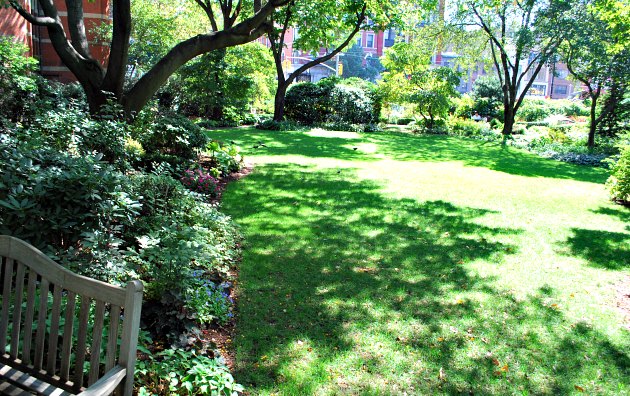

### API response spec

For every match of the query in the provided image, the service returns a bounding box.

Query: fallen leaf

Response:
[437,337,445,342]
[481,337,488,344]
[574,385,585,392]
[491,358,500,366]
[500,364,509,372]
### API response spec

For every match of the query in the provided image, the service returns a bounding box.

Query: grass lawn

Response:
[208,127,629,395]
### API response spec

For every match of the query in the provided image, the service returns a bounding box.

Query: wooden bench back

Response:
[0,235,143,395]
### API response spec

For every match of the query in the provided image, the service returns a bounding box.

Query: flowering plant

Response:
[186,276,234,325]
[180,168,220,197]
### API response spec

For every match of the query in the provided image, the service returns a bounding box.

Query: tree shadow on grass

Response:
[564,228,630,269]
[223,163,629,394]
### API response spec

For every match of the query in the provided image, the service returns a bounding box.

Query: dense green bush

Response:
[136,347,243,395]
[517,99,589,122]
[205,140,244,177]
[471,76,504,119]
[284,82,331,124]
[285,78,378,125]
[0,139,140,282]
[0,37,39,126]
[448,118,495,138]
[605,137,630,204]
[133,112,208,168]
[255,119,302,131]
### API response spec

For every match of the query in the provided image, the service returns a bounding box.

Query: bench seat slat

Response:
[0,362,74,396]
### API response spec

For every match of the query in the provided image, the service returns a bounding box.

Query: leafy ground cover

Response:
[209,128,629,395]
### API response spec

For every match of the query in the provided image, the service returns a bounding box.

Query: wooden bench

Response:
[0,235,143,395]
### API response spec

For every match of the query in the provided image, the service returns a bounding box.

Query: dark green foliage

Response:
[0,37,39,126]
[205,140,244,177]
[132,112,208,169]
[136,346,243,394]
[0,138,140,282]
[517,99,590,122]
[285,82,332,124]
[605,135,630,204]
[285,78,378,125]
[396,118,414,125]
[471,76,503,118]
[255,119,302,131]
[448,118,495,138]
[598,81,630,137]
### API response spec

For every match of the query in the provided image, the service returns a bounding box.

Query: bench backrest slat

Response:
[60,290,77,383]
[0,258,12,353]
[10,261,26,359]
[106,305,121,373]
[33,277,50,371]
[74,295,91,388]
[0,235,143,395]
[88,300,106,386]
[46,284,63,374]
[22,270,38,365]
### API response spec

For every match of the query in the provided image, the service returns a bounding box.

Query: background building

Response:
[0,0,110,82]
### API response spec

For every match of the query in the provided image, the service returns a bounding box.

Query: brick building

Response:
[0,0,110,82]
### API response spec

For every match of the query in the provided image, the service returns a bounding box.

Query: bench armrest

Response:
[77,365,127,396]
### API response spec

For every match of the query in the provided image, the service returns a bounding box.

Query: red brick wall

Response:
[1,0,110,82]
[0,1,33,55]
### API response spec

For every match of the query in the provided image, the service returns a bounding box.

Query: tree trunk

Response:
[588,95,598,148]
[502,102,515,136]
[273,82,289,121]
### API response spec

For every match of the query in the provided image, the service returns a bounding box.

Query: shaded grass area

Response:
[210,128,629,395]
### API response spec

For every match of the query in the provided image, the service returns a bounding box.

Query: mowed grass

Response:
[208,128,629,395]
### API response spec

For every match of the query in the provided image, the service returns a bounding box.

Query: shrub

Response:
[453,94,475,119]
[255,119,301,131]
[284,82,330,124]
[0,140,140,283]
[181,169,220,197]
[186,278,234,325]
[605,138,630,204]
[449,118,494,137]
[133,112,208,168]
[0,37,39,126]
[136,347,243,395]
[285,78,377,125]
[205,140,244,177]
[329,85,374,124]
[396,117,414,125]
[471,76,503,118]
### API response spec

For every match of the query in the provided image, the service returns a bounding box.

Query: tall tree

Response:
[267,0,367,121]
[561,0,629,147]
[455,0,569,136]
[5,0,289,116]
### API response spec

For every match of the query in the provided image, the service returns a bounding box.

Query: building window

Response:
[529,84,547,96]
[366,33,375,48]
[553,85,568,95]
[356,36,362,47]
[386,29,395,40]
